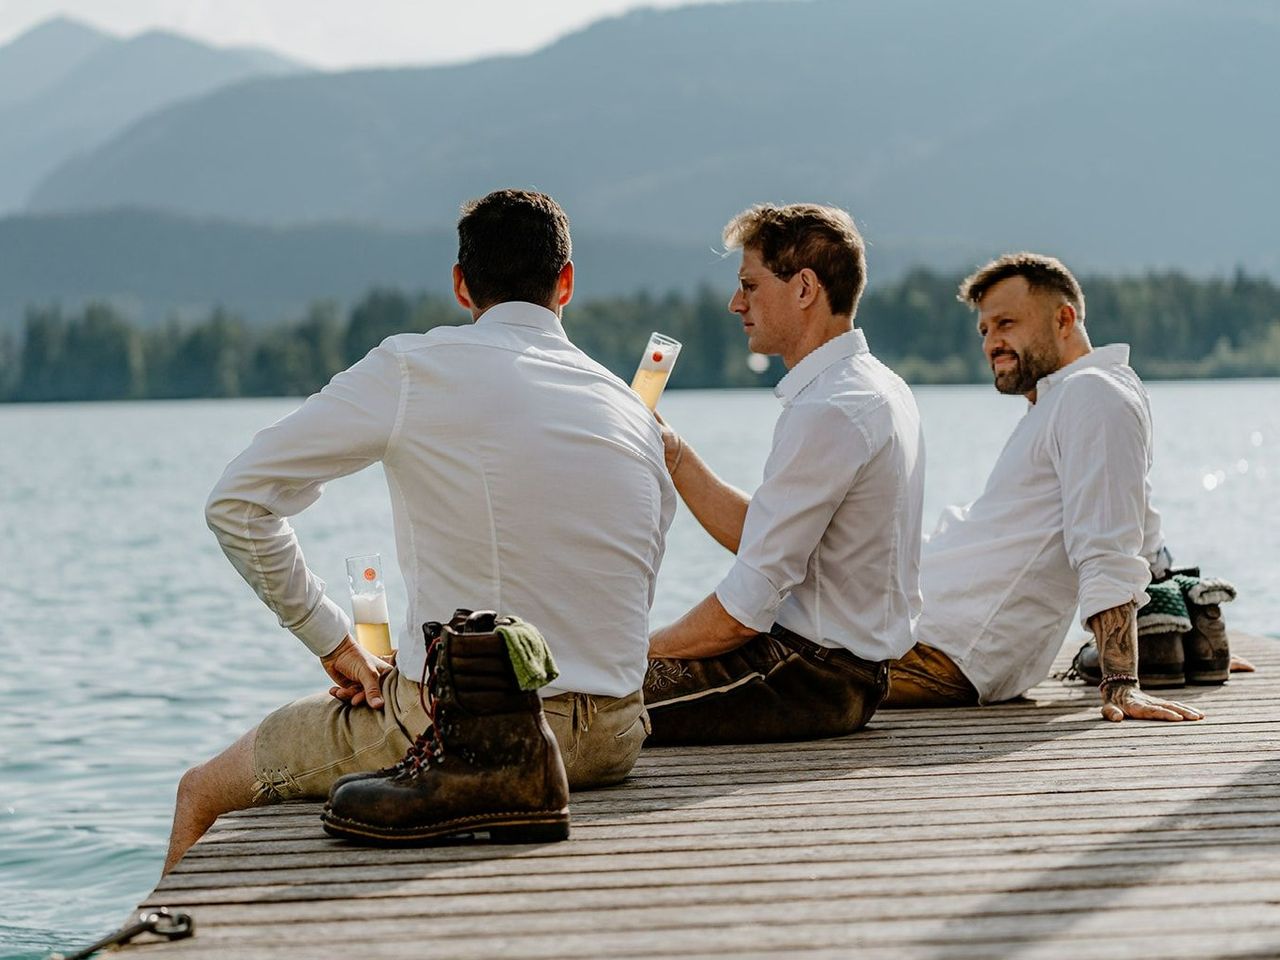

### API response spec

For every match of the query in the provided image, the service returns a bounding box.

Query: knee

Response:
[175,764,208,809]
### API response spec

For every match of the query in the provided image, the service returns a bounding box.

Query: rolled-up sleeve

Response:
[205,341,406,656]
[1049,375,1153,626]
[715,400,873,632]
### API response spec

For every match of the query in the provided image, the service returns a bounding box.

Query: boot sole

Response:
[320,808,570,845]
[1186,665,1229,685]
[1138,675,1185,689]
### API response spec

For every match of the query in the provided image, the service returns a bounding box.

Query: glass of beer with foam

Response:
[631,332,682,410]
[346,554,394,656]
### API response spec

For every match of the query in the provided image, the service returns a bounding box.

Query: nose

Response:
[729,288,746,314]
[983,328,1005,359]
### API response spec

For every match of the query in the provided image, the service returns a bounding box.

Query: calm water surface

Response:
[1,382,1277,958]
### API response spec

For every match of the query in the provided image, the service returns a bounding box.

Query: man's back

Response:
[207,301,674,699]
[382,303,674,696]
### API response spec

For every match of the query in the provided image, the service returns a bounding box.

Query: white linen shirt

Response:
[915,344,1161,703]
[715,329,925,662]
[205,301,676,698]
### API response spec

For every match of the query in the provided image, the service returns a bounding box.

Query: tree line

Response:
[3,269,1278,402]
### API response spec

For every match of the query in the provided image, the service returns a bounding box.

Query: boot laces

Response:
[392,628,446,777]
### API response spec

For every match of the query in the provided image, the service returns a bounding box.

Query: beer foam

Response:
[351,590,389,623]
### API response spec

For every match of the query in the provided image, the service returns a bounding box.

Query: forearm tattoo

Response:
[1090,601,1139,703]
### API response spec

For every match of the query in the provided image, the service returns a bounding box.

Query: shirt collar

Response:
[1035,343,1130,399]
[774,328,868,404]
[475,301,567,339]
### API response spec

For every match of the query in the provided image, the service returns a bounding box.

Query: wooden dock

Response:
[121,634,1280,959]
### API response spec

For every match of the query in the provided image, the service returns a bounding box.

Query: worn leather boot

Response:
[1183,602,1230,685]
[326,610,472,797]
[321,610,570,844]
[1068,633,1185,689]
[1135,630,1186,688]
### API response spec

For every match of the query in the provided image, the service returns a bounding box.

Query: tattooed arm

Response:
[1089,601,1204,723]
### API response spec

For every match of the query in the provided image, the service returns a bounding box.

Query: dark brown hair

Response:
[958,252,1086,320]
[457,190,571,309]
[723,203,867,317]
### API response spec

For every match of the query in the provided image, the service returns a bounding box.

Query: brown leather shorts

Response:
[643,624,889,745]
[882,642,979,708]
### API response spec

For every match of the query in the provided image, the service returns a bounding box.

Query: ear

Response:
[452,264,474,311]
[796,267,822,309]
[1055,302,1078,338]
[555,260,575,308]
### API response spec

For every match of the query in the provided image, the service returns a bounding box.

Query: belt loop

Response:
[575,693,598,733]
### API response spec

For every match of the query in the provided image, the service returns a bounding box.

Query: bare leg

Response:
[163,724,263,874]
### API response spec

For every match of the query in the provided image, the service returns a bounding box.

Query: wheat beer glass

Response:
[346,554,394,656]
[630,332,682,410]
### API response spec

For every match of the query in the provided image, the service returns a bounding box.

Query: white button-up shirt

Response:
[915,344,1162,703]
[206,301,676,698]
[715,329,925,662]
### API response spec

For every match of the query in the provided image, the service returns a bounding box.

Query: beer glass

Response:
[630,332,682,410]
[346,554,394,656]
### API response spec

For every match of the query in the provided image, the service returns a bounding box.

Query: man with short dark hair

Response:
[644,203,924,744]
[885,252,1204,723]
[164,190,674,868]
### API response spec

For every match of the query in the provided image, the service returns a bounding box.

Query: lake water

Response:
[1,381,1277,958]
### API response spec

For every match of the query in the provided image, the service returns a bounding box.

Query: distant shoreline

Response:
[3,272,1278,402]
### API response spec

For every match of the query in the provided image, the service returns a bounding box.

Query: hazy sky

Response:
[0,0,738,67]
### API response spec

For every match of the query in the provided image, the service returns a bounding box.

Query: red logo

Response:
[652,352,664,363]
[363,567,376,581]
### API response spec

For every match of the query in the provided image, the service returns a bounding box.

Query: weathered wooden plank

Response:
[120,906,1280,960]
[134,876,1280,929]
[184,794,1280,858]
[152,831,1280,901]
[174,810,1280,875]
[126,900,1280,947]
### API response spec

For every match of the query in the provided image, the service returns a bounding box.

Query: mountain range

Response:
[0,16,303,213]
[1,0,1277,334]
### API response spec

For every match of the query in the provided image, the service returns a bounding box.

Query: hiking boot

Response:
[1135,631,1186,688]
[1174,574,1236,686]
[321,610,570,844]
[1067,634,1185,688]
[325,609,474,798]
[1183,603,1230,685]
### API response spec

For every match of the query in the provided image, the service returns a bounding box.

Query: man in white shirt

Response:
[644,203,924,744]
[164,190,675,870]
[886,252,1203,723]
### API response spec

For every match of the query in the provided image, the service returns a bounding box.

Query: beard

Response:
[990,339,1061,395]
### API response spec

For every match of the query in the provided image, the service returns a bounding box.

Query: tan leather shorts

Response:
[252,668,648,802]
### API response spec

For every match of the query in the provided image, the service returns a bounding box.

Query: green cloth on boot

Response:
[1173,572,1237,607]
[496,617,560,691]
[1137,580,1191,636]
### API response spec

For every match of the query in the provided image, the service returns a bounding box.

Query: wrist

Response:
[1100,673,1138,701]
[668,434,685,476]
[320,634,355,664]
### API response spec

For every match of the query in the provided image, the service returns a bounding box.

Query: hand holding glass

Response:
[346,554,394,656]
[631,332,681,410]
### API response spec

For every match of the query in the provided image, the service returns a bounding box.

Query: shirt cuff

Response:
[715,560,783,633]
[1077,565,1151,629]
[292,595,354,658]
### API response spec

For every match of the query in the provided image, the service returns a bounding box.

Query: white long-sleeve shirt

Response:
[715,329,925,661]
[205,301,676,698]
[915,344,1160,703]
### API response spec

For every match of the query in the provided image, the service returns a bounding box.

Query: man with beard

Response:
[885,252,1204,722]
